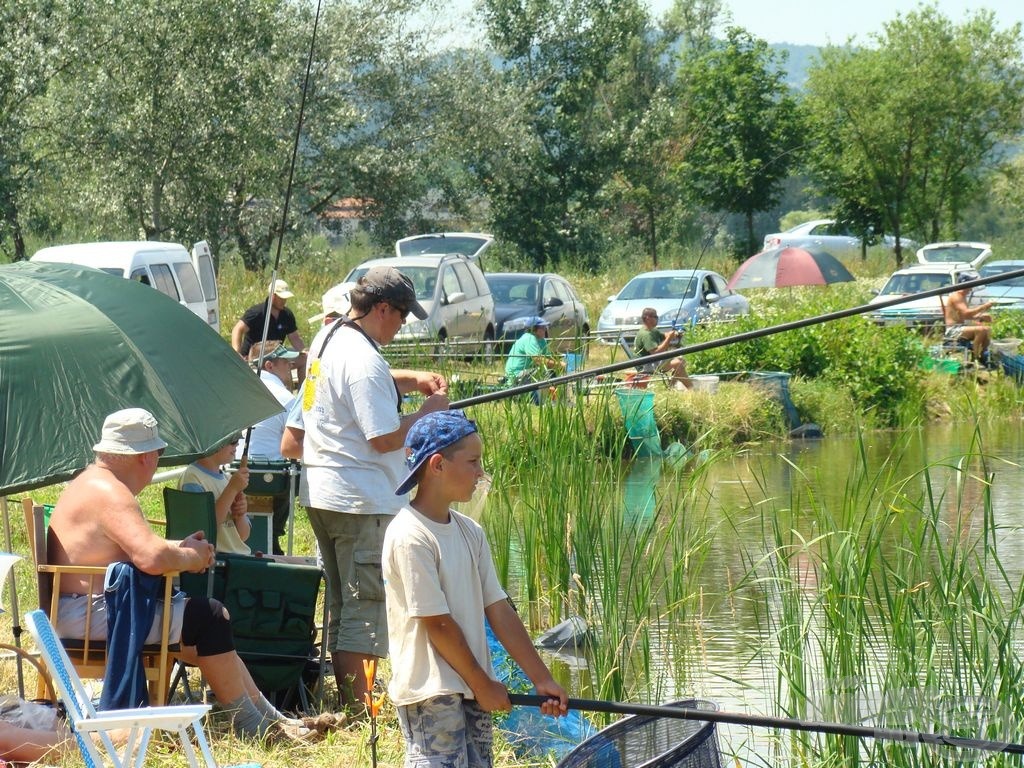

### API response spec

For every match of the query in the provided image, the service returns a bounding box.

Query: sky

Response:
[682,0,1021,46]
[434,0,1021,48]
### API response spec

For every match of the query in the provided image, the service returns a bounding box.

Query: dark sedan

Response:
[485,272,590,353]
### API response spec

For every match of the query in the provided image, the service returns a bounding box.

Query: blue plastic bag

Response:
[487,621,596,758]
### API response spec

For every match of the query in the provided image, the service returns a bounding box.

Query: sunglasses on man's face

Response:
[388,303,410,321]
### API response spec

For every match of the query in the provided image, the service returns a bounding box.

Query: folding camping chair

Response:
[617,336,671,388]
[162,488,327,711]
[162,488,219,599]
[24,609,222,768]
[216,555,326,711]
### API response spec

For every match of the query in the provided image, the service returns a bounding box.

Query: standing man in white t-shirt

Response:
[302,266,449,708]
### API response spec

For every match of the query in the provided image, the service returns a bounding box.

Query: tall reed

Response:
[481,389,722,713]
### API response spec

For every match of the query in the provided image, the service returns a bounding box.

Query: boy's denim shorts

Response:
[397,694,493,768]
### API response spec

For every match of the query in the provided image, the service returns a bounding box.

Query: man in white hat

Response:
[47,408,333,743]
[231,279,306,379]
[308,282,355,326]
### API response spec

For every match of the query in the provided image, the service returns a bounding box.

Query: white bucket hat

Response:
[309,282,355,324]
[271,279,295,299]
[92,408,168,454]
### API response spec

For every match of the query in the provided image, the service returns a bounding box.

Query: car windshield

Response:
[617,275,698,301]
[487,276,537,305]
[880,272,952,294]
[398,235,488,259]
[979,265,1024,288]
[920,245,986,263]
[347,266,437,301]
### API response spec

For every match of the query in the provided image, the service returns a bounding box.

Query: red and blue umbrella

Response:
[727,247,855,290]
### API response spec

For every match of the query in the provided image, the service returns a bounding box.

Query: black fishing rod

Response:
[243,0,324,462]
[449,267,1024,409]
[507,694,1024,755]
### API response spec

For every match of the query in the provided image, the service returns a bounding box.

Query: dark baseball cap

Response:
[358,266,427,320]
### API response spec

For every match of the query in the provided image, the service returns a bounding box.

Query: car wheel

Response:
[433,329,449,360]
[579,325,591,362]
[480,326,496,364]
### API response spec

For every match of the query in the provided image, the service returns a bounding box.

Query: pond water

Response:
[528,420,1024,765]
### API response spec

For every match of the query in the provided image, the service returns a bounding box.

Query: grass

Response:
[6,245,1024,766]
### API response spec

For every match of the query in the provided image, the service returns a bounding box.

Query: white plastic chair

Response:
[24,609,241,768]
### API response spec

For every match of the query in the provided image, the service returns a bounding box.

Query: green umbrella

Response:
[0,261,282,495]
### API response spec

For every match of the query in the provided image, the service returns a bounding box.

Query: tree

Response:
[35,0,293,266]
[298,1,500,251]
[478,0,652,267]
[0,0,99,260]
[804,7,1024,266]
[592,0,724,267]
[676,27,804,258]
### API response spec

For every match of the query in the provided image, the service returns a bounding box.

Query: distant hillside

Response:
[770,43,821,91]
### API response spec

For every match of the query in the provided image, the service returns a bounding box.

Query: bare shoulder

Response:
[60,465,135,508]
[52,466,142,534]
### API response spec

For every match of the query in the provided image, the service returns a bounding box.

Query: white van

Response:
[30,240,220,330]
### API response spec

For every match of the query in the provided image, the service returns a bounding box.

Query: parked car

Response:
[343,253,495,353]
[596,269,750,343]
[975,260,1024,311]
[763,219,915,257]
[868,242,991,328]
[394,232,494,268]
[30,240,220,330]
[485,272,590,353]
[914,241,992,265]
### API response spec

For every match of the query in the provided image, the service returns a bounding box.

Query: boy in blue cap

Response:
[382,410,567,767]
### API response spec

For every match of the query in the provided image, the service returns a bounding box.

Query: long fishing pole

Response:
[242,0,324,463]
[507,694,1024,755]
[449,267,1024,409]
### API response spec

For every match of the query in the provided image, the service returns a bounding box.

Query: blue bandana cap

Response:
[395,410,477,496]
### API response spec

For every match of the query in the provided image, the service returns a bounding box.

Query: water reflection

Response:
[506,421,1024,764]
[622,423,1024,765]
[622,457,661,526]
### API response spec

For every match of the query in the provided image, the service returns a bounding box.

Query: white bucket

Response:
[991,338,1021,357]
[690,374,720,393]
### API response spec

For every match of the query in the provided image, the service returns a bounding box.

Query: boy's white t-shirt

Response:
[301,323,406,513]
[178,463,251,556]
[383,505,507,706]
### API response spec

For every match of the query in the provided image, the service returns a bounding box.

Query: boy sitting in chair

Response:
[179,435,251,555]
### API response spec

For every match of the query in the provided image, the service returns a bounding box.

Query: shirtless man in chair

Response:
[943,272,994,363]
[48,408,341,743]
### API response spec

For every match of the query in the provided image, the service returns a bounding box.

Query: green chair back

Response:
[162,487,218,597]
